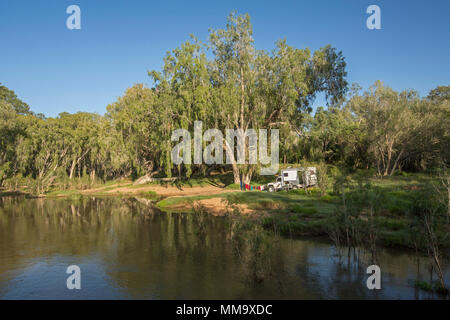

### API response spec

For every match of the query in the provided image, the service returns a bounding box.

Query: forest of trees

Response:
[0,13,449,194]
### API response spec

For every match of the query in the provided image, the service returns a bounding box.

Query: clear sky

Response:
[1,0,449,117]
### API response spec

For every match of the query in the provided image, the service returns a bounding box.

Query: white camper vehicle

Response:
[265,167,317,192]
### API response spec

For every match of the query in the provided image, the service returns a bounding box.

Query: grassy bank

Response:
[155,173,449,250]
[156,189,413,247]
[2,171,448,251]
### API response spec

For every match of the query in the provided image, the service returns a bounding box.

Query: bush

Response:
[316,162,331,196]
[320,194,338,202]
[377,217,407,231]
[290,188,306,195]
[408,187,448,291]
[415,280,449,295]
[291,205,318,216]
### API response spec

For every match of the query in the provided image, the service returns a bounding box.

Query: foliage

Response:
[408,185,449,293]
[316,162,331,196]
[0,13,448,195]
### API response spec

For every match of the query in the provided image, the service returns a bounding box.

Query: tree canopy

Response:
[0,13,448,192]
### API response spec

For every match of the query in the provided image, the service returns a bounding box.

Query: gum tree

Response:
[208,12,348,183]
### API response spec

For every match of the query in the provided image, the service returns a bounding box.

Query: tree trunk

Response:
[69,159,76,180]
[384,146,392,176]
[231,163,240,184]
[90,169,96,182]
[425,216,446,291]
[224,138,241,184]
[389,149,404,176]
[447,175,450,222]
[243,167,254,185]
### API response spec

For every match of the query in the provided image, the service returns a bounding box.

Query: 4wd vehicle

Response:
[265,167,317,192]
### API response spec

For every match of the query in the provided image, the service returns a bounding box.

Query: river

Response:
[0,196,448,299]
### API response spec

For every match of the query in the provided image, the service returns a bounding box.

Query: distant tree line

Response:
[0,13,448,192]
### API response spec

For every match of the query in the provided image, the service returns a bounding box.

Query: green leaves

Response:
[0,83,31,115]
[0,12,351,186]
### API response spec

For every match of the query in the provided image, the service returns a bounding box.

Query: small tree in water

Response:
[409,185,449,294]
[328,173,383,264]
[224,202,284,286]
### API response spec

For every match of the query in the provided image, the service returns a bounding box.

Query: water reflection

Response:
[0,196,448,299]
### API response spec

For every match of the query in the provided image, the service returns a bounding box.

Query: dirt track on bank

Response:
[82,183,237,198]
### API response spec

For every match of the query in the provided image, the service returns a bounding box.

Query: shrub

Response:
[316,162,331,197]
[291,205,318,216]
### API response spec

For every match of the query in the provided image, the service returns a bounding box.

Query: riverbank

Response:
[2,195,447,299]
[155,188,412,248]
[22,178,237,199]
[1,173,449,251]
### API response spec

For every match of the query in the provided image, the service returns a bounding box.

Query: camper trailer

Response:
[265,167,317,192]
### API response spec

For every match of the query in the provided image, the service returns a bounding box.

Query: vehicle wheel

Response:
[269,186,275,192]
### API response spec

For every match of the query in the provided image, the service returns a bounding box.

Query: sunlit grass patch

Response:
[138,190,159,200]
[45,189,83,197]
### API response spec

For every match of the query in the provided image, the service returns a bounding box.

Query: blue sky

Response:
[1,0,449,117]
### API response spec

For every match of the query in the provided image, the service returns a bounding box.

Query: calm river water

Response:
[0,196,448,299]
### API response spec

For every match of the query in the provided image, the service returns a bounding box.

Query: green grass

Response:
[0,190,26,197]
[414,280,449,295]
[225,183,241,190]
[97,183,132,191]
[414,280,434,292]
[157,192,234,209]
[45,189,83,197]
[291,205,318,216]
[137,190,160,200]
[127,182,157,189]
[378,229,411,247]
[154,179,436,249]
[376,217,408,231]
[153,172,448,249]
[102,179,129,186]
